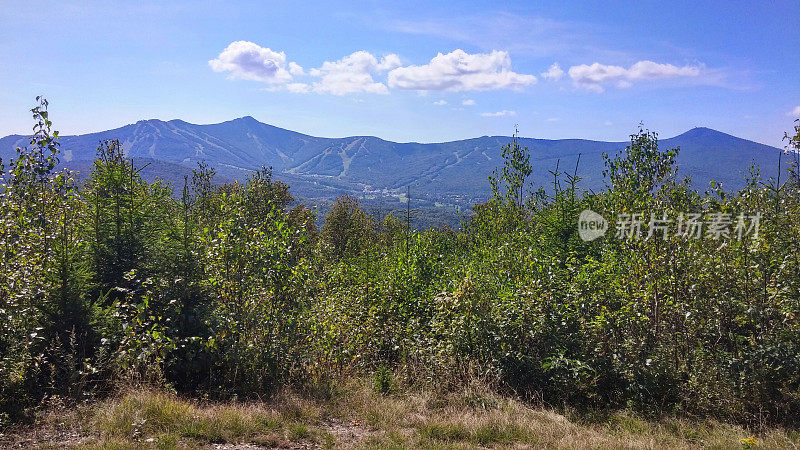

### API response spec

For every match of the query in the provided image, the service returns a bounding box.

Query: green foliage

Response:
[489,126,532,210]
[486,126,533,232]
[198,168,309,396]
[372,365,393,395]
[603,125,679,206]
[321,195,375,259]
[785,118,800,187]
[2,99,800,431]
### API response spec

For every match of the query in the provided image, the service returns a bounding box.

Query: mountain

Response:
[0,118,784,211]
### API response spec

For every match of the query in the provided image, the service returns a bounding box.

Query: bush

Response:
[2,99,800,429]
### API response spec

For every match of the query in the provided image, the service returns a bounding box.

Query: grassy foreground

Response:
[1,383,797,449]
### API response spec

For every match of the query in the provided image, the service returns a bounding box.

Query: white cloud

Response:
[626,60,702,79]
[481,110,516,117]
[541,63,564,81]
[210,43,541,97]
[285,83,311,93]
[568,60,703,92]
[604,120,613,126]
[616,79,633,88]
[388,49,536,91]
[788,106,800,117]
[433,100,447,105]
[288,62,305,76]
[377,54,402,71]
[309,51,399,95]
[462,99,475,106]
[210,42,400,96]
[209,41,297,84]
[547,117,560,122]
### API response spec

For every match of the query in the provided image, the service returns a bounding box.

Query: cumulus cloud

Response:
[462,99,475,106]
[309,51,399,95]
[377,53,402,71]
[210,42,398,95]
[481,110,516,117]
[210,43,539,96]
[568,60,704,92]
[541,63,564,81]
[209,41,298,84]
[433,100,447,105]
[789,106,800,117]
[288,62,305,76]
[388,49,536,91]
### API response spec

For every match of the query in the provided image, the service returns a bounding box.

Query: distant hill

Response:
[0,118,784,212]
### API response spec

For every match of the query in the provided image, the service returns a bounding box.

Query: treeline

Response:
[1,99,800,428]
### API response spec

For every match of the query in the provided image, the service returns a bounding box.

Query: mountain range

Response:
[0,117,785,212]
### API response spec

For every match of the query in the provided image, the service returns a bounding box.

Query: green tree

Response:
[488,126,532,211]
[602,125,679,205]
[321,195,375,259]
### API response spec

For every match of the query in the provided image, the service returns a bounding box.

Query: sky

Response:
[1,0,798,147]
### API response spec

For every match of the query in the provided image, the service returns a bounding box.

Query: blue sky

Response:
[1,0,798,147]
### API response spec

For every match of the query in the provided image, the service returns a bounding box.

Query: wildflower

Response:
[739,436,759,448]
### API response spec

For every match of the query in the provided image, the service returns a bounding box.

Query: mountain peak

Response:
[234,115,260,124]
[677,127,729,139]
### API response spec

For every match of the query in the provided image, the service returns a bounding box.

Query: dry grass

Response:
[2,381,799,449]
